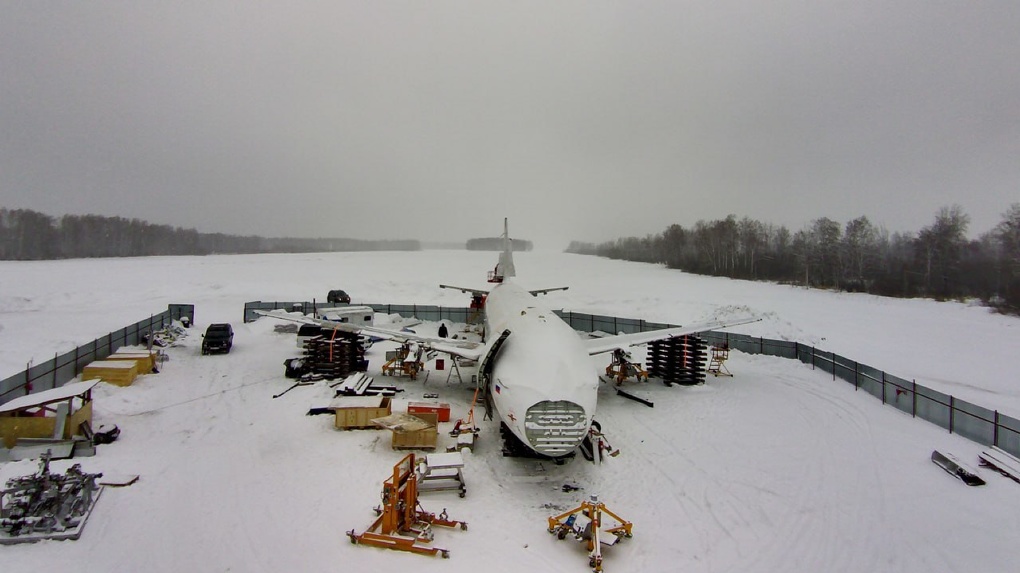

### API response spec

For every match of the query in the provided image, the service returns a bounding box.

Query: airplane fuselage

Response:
[483,279,598,457]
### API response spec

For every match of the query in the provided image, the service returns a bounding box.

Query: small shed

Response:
[0,380,98,448]
[82,360,139,387]
[329,395,392,430]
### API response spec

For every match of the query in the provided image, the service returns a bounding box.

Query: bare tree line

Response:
[567,204,1020,312]
[0,208,420,259]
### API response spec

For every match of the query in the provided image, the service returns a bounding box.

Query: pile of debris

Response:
[0,452,104,544]
[141,322,188,348]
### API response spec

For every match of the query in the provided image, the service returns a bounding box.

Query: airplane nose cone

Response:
[524,400,589,457]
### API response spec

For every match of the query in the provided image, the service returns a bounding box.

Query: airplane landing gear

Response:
[580,420,619,463]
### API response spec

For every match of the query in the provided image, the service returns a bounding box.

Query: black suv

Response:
[327,289,351,304]
[202,323,234,355]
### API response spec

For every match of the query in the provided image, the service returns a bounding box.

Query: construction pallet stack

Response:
[301,333,367,380]
[81,360,139,387]
[647,335,707,386]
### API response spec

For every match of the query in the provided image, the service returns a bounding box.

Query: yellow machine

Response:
[381,342,424,379]
[347,453,467,558]
[707,344,733,377]
[604,349,648,384]
[547,495,633,572]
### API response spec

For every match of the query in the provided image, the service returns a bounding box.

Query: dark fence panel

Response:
[833,354,858,387]
[815,350,835,377]
[441,308,472,324]
[998,414,1020,455]
[884,373,915,416]
[767,339,798,360]
[0,307,176,406]
[797,344,814,366]
[915,386,953,432]
[954,400,997,446]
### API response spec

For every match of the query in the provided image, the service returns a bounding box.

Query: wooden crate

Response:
[107,351,158,374]
[407,401,451,423]
[330,396,392,430]
[392,412,438,450]
[82,360,139,387]
[0,416,57,449]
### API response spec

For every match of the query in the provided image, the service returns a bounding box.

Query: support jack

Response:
[604,349,648,384]
[547,494,633,572]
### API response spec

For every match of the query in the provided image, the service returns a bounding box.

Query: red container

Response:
[407,401,451,423]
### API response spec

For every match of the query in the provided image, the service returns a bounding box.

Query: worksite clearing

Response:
[1,250,1019,572]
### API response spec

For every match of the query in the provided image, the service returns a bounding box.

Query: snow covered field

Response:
[2,250,1019,572]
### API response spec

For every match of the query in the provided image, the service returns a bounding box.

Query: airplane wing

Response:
[529,287,569,296]
[439,284,489,296]
[254,310,486,362]
[440,283,566,297]
[583,316,761,356]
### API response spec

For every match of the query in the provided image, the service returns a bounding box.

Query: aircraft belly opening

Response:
[524,401,588,457]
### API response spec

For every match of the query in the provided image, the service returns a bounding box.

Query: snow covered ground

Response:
[1,250,1019,572]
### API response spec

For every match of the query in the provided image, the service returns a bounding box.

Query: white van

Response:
[315,305,375,326]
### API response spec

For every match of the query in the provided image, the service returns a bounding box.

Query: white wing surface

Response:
[254,310,485,361]
[583,316,760,356]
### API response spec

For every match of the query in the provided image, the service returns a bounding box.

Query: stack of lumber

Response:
[647,335,708,386]
[107,350,158,374]
[82,360,139,387]
[979,447,1020,483]
[332,372,399,397]
[302,333,367,380]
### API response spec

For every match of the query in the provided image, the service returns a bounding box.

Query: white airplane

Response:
[257,220,758,461]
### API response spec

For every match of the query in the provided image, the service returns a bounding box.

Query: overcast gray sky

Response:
[2,2,1018,248]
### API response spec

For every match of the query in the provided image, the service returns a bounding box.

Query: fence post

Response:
[811,346,815,370]
[912,380,917,418]
[994,411,1000,447]
[949,396,955,434]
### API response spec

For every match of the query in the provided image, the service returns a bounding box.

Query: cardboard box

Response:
[407,401,451,423]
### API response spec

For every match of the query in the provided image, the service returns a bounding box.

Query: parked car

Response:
[326,289,351,304]
[202,323,234,355]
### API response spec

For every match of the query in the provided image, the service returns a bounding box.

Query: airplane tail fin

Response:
[490,218,516,282]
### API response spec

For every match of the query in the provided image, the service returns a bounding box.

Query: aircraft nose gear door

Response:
[580,420,619,464]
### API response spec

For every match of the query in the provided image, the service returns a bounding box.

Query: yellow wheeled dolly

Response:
[547,495,633,572]
[347,453,467,558]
